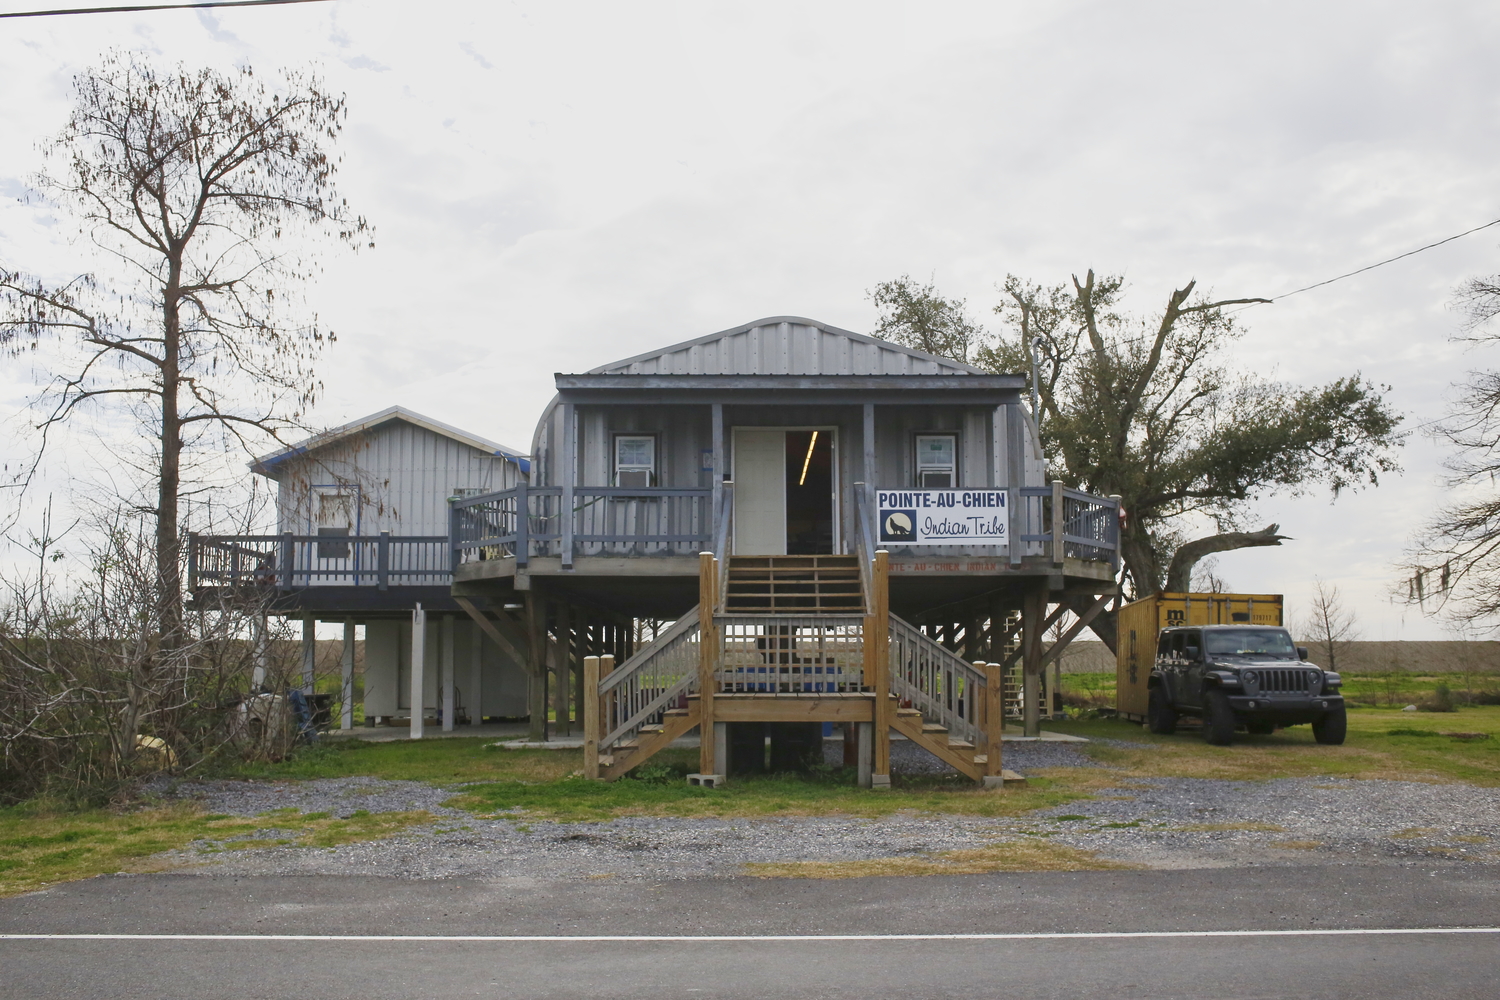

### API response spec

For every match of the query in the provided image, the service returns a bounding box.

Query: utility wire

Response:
[0,0,331,18]
[1270,215,1500,303]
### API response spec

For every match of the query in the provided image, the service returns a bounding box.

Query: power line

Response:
[0,0,331,18]
[1271,215,1500,303]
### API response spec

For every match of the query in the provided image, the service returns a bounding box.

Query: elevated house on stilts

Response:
[448,317,1122,787]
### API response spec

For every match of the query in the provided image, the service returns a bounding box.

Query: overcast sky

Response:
[2,0,1498,639]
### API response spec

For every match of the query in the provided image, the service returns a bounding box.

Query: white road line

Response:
[1,928,1497,943]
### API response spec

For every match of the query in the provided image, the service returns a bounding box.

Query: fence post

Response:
[515,479,530,568]
[983,661,1003,783]
[448,498,460,576]
[583,655,601,780]
[1008,486,1021,566]
[870,549,891,789]
[697,552,719,779]
[1050,480,1065,567]
[1108,494,1123,571]
[280,531,294,592]
[377,530,390,591]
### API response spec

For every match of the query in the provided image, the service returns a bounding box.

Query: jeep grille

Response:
[1253,668,1318,693]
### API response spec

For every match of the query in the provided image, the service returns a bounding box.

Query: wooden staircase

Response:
[891,705,997,782]
[599,703,700,782]
[723,555,865,613]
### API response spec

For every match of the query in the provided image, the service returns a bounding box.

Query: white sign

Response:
[877,490,1008,546]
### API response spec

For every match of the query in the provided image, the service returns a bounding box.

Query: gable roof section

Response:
[251,405,529,478]
[586,316,987,377]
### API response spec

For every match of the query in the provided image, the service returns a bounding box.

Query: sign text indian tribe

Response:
[877,490,1008,546]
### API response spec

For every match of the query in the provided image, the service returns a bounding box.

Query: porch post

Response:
[441,614,455,732]
[1022,584,1045,738]
[698,552,719,778]
[711,402,724,511]
[410,603,426,739]
[469,616,484,726]
[554,600,572,737]
[561,402,576,569]
[870,549,891,788]
[862,403,876,487]
[525,591,548,742]
[340,619,355,731]
[301,614,316,696]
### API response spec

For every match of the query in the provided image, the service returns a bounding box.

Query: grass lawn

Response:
[1042,704,1500,785]
[0,803,436,899]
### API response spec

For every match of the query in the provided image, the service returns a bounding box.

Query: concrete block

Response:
[687,773,726,789]
[870,773,891,791]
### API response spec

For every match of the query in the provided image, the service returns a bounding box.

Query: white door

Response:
[733,428,786,555]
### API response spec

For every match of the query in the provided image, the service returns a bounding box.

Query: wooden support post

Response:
[1022,584,1045,738]
[583,655,601,779]
[870,549,891,787]
[410,603,426,740]
[526,593,547,742]
[698,552,719,777]
[469,615,483,726]
[441,614,455,732]
[1051,479,1065,567]
[340,619,355,731]
[984,661,1003,781]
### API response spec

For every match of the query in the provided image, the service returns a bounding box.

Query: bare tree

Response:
[1302,579,1359,672]
[1190,556,1230,593]
[0,52,370,642]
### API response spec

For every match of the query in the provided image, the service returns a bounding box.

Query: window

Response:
[316,490,353,559]
[915,434,957,488]
[614,435,656,488]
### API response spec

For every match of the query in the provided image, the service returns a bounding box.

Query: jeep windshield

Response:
[1202,629,1298,659]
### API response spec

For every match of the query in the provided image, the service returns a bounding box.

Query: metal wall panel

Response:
[589,318,979,378]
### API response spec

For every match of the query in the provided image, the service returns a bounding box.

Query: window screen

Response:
[615,436,656,488]
[915,434,956,488]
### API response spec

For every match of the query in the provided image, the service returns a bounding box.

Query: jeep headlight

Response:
[1242,670,1259,691]
[1307,670,1322,694]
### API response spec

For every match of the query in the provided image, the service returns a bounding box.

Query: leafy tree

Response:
[868,275,985,365]
[872,272,1404,647]
[0,53,370,639]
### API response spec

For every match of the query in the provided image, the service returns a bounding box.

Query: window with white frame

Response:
[915,434,957,488]
[614,435,656,488]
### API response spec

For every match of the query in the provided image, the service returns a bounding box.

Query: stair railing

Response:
[851,482,876,614]
[888,612,990,749]
[597,607,702,749]
[712,482,734,611]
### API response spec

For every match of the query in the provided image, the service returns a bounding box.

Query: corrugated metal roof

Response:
[586,317,984,377]
[252,405,529,477]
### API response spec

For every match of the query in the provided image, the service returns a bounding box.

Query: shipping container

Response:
[1116,592,1284,720]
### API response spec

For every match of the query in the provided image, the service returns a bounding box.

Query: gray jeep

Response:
[1146,624,1346,746]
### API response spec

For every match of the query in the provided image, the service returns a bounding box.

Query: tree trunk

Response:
[157,279,183,645]
[1164,525,1289,594]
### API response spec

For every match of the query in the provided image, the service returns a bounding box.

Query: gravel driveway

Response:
[146,735,1500,880]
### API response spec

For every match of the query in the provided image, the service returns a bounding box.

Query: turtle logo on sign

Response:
[881,510,916,542]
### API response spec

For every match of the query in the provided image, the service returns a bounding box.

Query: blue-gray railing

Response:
[450,484,716,567]
[188,532,450,591]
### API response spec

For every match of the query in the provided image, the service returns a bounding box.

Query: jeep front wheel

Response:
[1147,685,1178,735]
[1204,690,1236,746]
[1313,704,1347,745]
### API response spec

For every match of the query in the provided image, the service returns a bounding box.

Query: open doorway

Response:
[732,427,838,555]
[785,430,834,554]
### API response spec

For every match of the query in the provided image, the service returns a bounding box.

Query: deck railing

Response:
[716,615,866,693]
[452,484,714,566]
[188,532,450,591]
[598,609,702,749]
[888,613,990,748]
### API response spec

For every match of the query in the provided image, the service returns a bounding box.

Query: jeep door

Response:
[1181,629,1206,710]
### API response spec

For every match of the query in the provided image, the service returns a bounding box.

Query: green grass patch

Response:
[0,801,434,898]
[1040,705,1500,785]
[227,736,579,785]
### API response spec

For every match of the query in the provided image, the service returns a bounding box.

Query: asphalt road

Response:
[2,864,1497,999]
